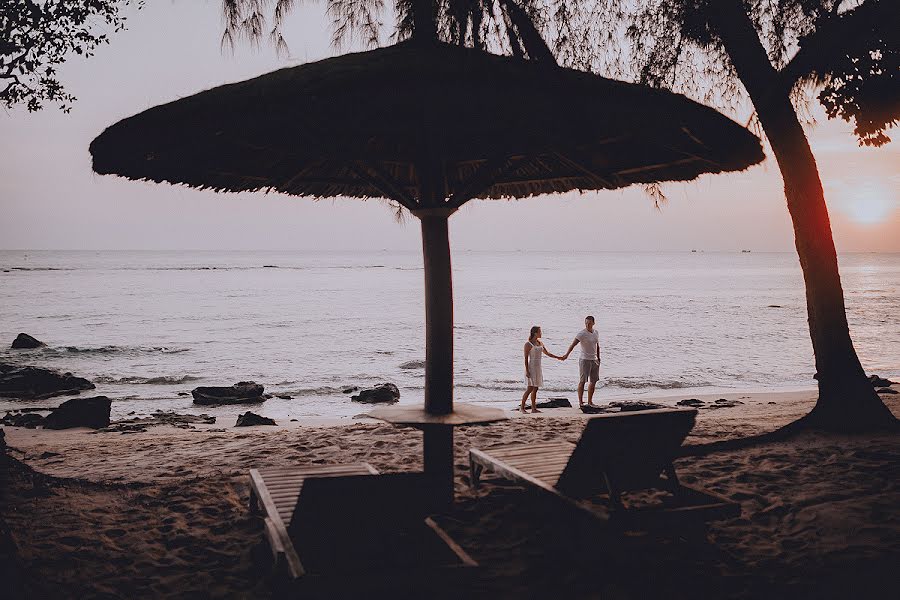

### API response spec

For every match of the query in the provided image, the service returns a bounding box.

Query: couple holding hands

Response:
[521,315,602,413]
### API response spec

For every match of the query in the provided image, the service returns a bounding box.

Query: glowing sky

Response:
[1,2,897,252]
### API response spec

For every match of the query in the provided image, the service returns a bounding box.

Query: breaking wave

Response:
[55,345,190,355]
[398,360,426,370]
[94,375,202,385]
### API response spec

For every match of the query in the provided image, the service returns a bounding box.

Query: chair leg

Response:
[469,457,482,489]
[603,473,625,511]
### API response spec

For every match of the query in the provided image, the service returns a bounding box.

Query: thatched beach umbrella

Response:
[90,40,764,503]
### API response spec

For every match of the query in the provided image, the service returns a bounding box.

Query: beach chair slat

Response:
[488,442,574,457]
[258,465,374,479]
[489,452,570,463]
[503,456,570,469]
[469,448,567,496]
[518,463,569,475]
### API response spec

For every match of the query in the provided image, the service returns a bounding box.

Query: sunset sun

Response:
[832,181,897,225]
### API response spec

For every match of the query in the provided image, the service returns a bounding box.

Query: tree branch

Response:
[779,1,894,90]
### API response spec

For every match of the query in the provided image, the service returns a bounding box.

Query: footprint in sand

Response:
[104,528,127,538]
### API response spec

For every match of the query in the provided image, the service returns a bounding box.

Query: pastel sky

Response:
[1,2,897,252]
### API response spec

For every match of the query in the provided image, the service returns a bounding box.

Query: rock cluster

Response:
[191,381,265,405]
[608,400,667,412]
[98,411,216,433]
[677,398,744,409]
[351,383,400,404]
[1,412,46,428]
[3,397,111,429]
[0,364,95,399]
[869,375,897,388]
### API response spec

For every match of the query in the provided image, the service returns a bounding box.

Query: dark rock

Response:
[705,398,744,409]
[0,364,95,400]
[0,428,5,450]
[275,394,293,400]
[608,401,667,412]
[580,404,613,414]
[877,387,898,395]
[1,412,45,428]
[768,401,777,405]
[767,305,782,308]
[677,398,704,407]
[44,396,111,429]
[11,333,44,349]
[235,412,277,427]
[290,418,298,422]
[538,397,572,409]
[191,381,265,405]
[351,383,400,404]
[869,375,897,388]
[177,392,189,396]
[398,360,426,370]
[342,386,360,394]
[511,397,572,411]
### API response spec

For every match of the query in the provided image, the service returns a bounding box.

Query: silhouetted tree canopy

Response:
[1,0,141,112]
[561,0,898,146]
[221,1,896,145]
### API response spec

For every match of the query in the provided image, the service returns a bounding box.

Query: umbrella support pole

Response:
[419,211,455,505]
[423,426,454,507]
[419,213,454,416]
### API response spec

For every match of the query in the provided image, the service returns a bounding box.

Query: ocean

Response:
[1,250,898,421]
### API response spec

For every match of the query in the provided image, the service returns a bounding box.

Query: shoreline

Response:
[1,385,827,432]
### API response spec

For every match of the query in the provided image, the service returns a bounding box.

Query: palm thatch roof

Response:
[90,41,764,208]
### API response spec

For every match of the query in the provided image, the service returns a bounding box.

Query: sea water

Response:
[1,250,898,421]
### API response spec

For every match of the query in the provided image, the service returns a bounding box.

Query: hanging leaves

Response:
[1,0,142,112]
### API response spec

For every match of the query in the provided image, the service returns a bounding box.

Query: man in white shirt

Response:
[562,315,601,407]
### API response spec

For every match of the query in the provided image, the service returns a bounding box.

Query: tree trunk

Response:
[710,1,895,431]
[412,0,437,42]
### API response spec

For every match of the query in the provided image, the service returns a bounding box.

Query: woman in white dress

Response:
[521,326,563,413]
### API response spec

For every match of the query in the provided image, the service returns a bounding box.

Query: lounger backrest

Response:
[288,472,441,544]
[555,408,697,499]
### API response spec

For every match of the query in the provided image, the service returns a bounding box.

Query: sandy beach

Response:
[2,387,898,599]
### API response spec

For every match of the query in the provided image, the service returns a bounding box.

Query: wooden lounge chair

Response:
[249,464,476,596]
[469,408,740,530]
